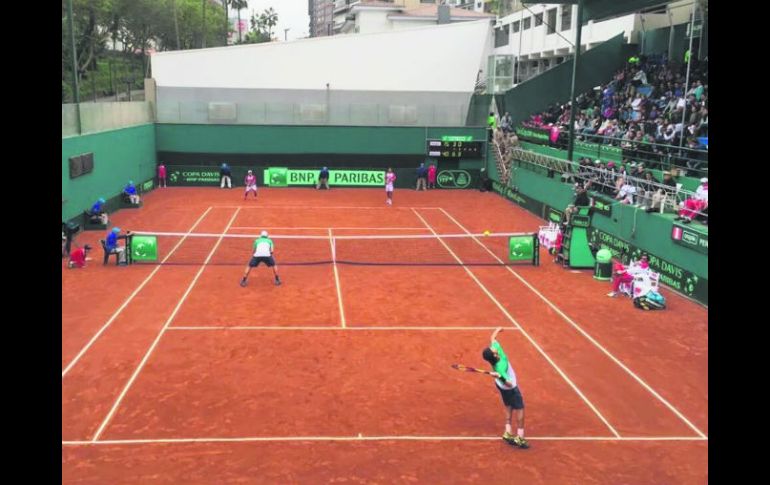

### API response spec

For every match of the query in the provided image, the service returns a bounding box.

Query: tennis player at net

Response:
[240,230,281,287]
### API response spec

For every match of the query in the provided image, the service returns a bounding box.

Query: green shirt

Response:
[491,340,511,383]
[252,236,274,257]
[488,116,497,129]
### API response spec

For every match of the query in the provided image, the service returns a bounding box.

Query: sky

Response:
[235,1,311,41]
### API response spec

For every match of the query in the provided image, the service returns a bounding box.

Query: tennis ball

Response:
[483,230,491,236]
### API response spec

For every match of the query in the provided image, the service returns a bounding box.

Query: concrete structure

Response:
[492,0,694,84]
[151,20,493,127]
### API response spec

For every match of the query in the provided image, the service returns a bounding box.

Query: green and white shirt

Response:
[252,236,274,257]
[491,340,517,390]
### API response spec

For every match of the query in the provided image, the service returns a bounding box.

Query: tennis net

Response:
[126,230,540,267]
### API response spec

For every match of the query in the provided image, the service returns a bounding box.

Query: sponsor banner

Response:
[167,168,222,186]
[671,224,708,255]
[263,168,385,186]
[130,235,158,262]
[515,126,550,142]
[570,214,591,228]
[141,180,153,191]
[441,135,474,142]
[544,206,564,224]
[591,194,614,218]
[509,235,536,263]
[491,180,544,215]
[588,227,707,304]
[437,170,472,189]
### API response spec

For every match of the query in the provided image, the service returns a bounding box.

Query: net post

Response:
[532,233,540,267]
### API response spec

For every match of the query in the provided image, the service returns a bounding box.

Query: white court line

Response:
[62,206,213,378]
[438,207,708,439]
[167,326,514,331]
[412,209,621,438]
[91,208,242,442]
[230,226,431,231]
[329,228,346,329]
[216,205,444,210]
[62,435,707,446]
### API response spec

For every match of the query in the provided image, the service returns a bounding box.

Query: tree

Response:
[260,7,278,40]
[230,0,248,43]
[239,7,278,44]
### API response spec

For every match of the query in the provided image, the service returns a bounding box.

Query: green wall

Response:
[502,34,636,128]
[62,124,156,222]
[156,124,487,156]
[504,164,707,304]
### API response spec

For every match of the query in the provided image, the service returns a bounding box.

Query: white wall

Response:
[152,20,492,93]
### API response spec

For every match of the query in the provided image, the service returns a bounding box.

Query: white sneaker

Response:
[607,291,617,297]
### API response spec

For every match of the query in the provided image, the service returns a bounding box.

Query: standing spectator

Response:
[123,181,140,204]
[487,112,497,141]
[316,166,330,190]
[500,112,513,133]
[220,163,232,189]
[676,178,708,224]
[157,163,167,188]
[415,162,428,191]
[427,163,437,189]
[243,170,258,199]
[647,171,677,213]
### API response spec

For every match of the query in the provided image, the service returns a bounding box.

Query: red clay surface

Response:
[62,187,708,484]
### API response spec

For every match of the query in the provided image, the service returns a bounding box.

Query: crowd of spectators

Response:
[520,53,708,174]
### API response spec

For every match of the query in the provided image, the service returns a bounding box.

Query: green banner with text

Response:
[588,227,707,304]
[671,224,708,255]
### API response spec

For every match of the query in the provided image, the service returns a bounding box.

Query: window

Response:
[495,25,510,47]
[512,20,519,33]
[561,6,572,31]
[535,13,543,26]
[546,8,557,34]
[522,17,530,30]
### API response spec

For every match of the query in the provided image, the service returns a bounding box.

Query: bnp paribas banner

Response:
[264,168,384,187]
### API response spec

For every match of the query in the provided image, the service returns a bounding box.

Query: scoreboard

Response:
[426,138,484,158]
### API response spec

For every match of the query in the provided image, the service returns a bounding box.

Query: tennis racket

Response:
[451,364,496,376]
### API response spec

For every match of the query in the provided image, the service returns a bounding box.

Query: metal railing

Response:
[518,128,708,178]
[509,147,708,220]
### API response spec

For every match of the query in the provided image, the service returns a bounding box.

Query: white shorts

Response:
[385,183,394,192]
[245,185,258,192]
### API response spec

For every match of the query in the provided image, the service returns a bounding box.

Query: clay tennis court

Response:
[61,187,707,484]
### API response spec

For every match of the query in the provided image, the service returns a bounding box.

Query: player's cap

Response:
[247,169,252,173]
[260,230,268,237]
[98,198,105,203]
[112,227,121,233]
[700,177,708,183]
[128,180,134,185]
[323,166,328,171]
[84,244,93,251]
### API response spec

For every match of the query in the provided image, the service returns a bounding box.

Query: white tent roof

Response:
[152,20,491,93]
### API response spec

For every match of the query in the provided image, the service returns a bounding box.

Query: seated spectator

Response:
[615,177,637,204]
[123,181,140,204]
[635,171,657,209]
[676,177,708,224]
[607,258,634,297]
[500,112,513,133]
[87,198,108,225]
[67,244,93,269]
[106,227,131,263]
[647,171,677,213]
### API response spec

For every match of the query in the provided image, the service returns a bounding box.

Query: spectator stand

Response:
[554,207,595,269]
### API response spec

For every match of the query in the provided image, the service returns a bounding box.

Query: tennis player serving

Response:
[482,327,529,449]
[240,230,281,287]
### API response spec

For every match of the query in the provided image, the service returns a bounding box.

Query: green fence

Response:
[62,123,157,222]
